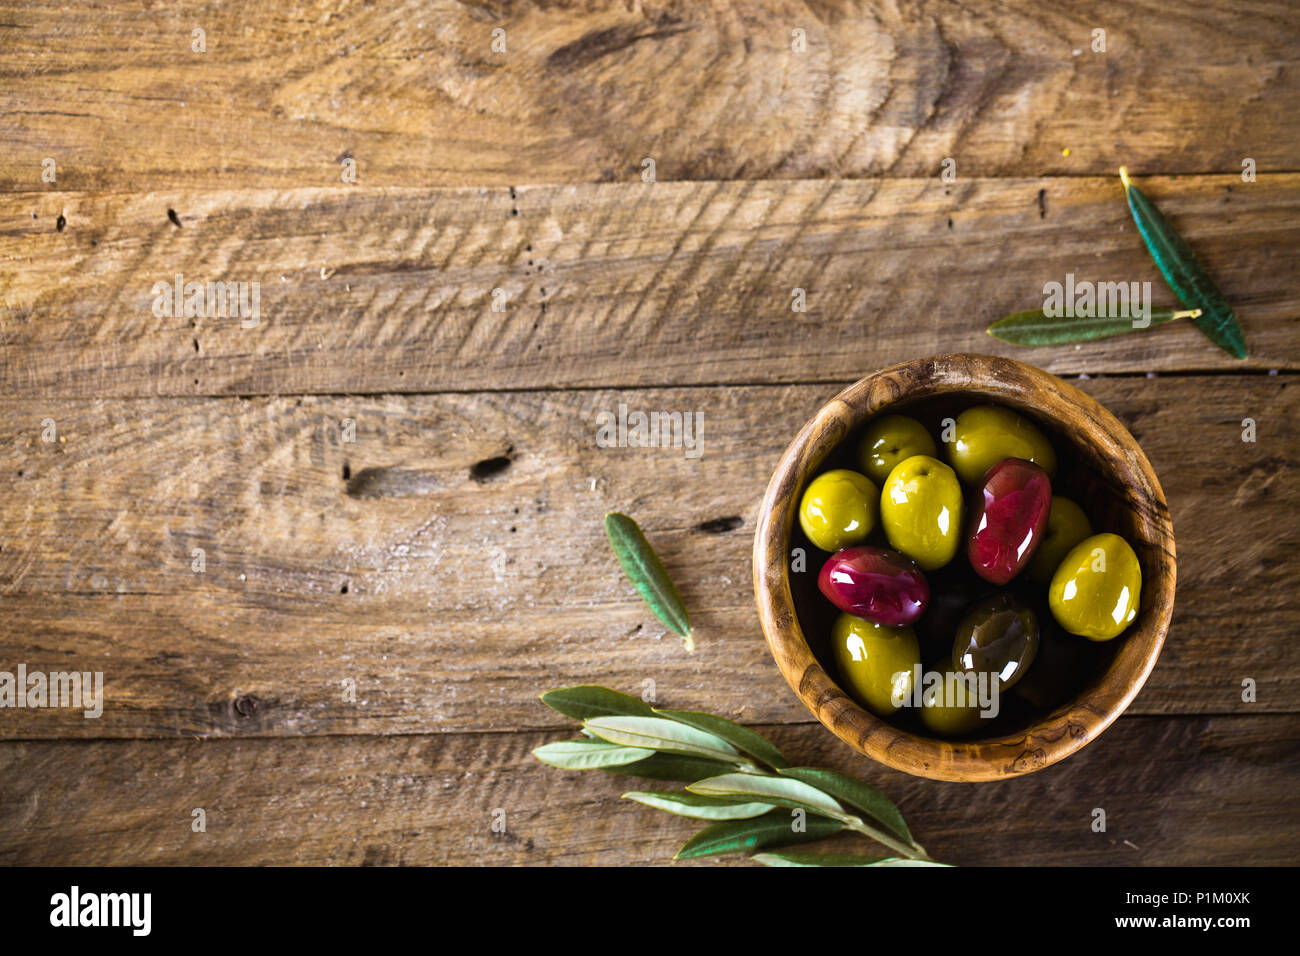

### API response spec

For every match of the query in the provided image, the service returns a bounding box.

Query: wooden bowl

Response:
[753,354,1175,782]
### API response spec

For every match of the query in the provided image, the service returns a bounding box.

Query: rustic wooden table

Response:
[1,1,1297,866]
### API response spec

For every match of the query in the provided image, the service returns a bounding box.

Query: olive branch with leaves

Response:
[533,685,947,867]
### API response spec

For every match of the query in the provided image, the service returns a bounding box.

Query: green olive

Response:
[798,469,879,552]
[857,415,938,487]
[1027,496,1094,584]
[880,455,963,571]
[1048,533,1141,641]
[831,613,920,717]
[919,697,986,738]
[943,405,1058,485]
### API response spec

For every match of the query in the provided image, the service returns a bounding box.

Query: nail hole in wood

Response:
[470,455,512,483]
[696,516,743,534]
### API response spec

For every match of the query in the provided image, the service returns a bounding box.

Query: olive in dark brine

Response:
[1013,615,1093,710]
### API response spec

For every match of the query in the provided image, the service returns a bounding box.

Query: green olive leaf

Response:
[778,767,914,845]
[584,716,744,765]
[868,859,955,867]
[653,708,789,769]
[675,810,844,859]
[604,513,692,642]
[623,791,775,820]
[1121,167,1247,359]
[754,851,953,867]
[531,740,655,770]
[687,773,845,818]
[540,685,657,722]
[986,307,1197,347]
[599,753,741,782]
[753,851,893,867]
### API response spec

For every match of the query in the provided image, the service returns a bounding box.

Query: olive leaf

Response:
[867,859,954,867]
[687,773,846,818]
[540,685,657,722]
[1121,167,1247,359]
[584,716,748,767]
[754,852,952,867]
[604,513,693,647]
[675,810,844,859]
[752,851,892,867]
[778,766,915,846]
[623,791,775,820]
[599,753,742,783]
[694,771,928,860]
[531,740,656,770]
[653,708,789,769]
[986,307,1199,347]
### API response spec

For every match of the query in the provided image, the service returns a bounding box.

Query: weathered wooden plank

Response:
[0,377,1292,738]
[0,715,1295,865]
[2,0,1297,192]
[2,176,1297,395]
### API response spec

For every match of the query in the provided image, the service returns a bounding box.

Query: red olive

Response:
[966,457,1052,585]
[817,546,930,627]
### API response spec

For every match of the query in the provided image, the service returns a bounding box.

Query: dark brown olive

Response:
[951,593,1039,692]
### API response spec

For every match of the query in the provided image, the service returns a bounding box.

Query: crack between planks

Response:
[0,368,1294,405]
[0,710,1294,746]
[4,169,1300,200]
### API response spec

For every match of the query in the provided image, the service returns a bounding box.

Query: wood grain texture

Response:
[1,376,1293,739]
[3,0,1298,191]
[1,715,1295,865]
[754,355,1175,781]
[3,176,1297,397]
[3,0,1294,870]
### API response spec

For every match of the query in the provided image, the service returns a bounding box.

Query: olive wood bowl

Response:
[753,354,1175,782]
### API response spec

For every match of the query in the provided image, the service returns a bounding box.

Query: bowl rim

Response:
[752,353,1176,782]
